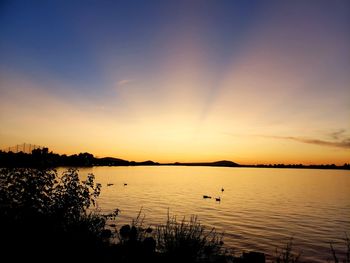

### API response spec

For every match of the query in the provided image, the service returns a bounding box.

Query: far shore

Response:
[1,148,349,170]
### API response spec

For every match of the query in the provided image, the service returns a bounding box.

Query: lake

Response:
[74,166,350,262]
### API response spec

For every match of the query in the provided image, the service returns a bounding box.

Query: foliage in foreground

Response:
[330,234,350,263]
[156,215,227,262]
[111,211,229,262]
[273,238,301,263]
[0,168,104,262]
[271,236,350,263]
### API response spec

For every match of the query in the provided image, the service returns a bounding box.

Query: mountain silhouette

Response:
[170,160,239,167]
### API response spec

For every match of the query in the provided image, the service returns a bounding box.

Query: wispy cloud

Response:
[117,79,133,87]
[262,135,350,149]
[328,129,346,140]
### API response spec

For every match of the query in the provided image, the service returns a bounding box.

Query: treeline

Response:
[0,148,159,167]
[1,148,348,170]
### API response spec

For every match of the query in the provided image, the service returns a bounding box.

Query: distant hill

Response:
[96,157,130,166]
[210,160,240,167]
[131,160,159,166]
[170,160,240,167]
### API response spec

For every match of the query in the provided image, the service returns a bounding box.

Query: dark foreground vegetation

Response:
[1,148,349,170]
[0,168,349,263]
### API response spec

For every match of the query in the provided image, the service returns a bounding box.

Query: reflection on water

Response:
[70,166,350,262]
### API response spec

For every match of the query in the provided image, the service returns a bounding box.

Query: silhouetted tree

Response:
[0,168,104,262]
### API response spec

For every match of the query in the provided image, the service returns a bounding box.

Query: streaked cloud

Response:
[262,135,350,149]
[117,79,133,87]
[328,129,346,140]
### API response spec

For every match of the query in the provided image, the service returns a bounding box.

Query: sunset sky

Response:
[0,0,349,164]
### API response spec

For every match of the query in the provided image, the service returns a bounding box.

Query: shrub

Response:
[156,215,227,262]
[330,234,350,263]
[273,238,301,263]
[0,168,105,262]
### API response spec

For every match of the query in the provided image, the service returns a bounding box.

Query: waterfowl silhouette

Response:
[124,183,127,186]
[215,197,221,202]
[203,195,211,199]
[221,187,224,192]
[107,183,114,187]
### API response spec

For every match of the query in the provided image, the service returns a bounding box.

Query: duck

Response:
[203,195,212,199]
[124,183,127,186]
[107,183,114,187]
[215,197,221,202]
[221,187,224,192]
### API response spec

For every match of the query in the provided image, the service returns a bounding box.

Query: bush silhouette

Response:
[155,215,227,262]
[0,168,104,262]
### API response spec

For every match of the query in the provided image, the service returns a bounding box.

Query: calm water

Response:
[73,166,350,262]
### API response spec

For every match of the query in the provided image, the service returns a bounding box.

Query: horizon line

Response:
[1,147,349,168]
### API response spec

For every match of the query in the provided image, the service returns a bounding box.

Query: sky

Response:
[0,0,349,164]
